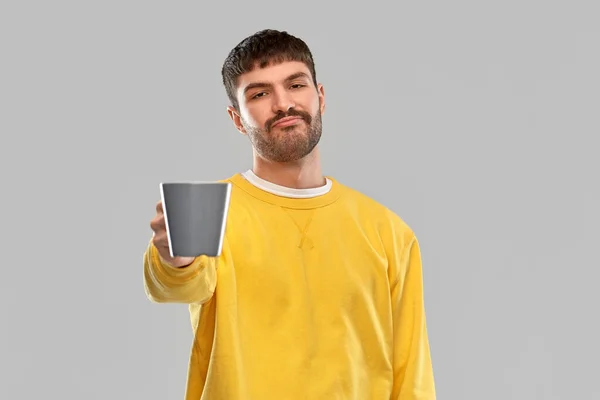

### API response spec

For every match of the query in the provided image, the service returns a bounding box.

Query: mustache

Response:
[266,109,312,130]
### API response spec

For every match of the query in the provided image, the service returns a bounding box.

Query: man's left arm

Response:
[389,231,436,399]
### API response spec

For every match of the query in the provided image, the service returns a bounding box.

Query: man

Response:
[144,29,436,399]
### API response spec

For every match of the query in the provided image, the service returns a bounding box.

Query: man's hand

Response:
[150,201,195,268]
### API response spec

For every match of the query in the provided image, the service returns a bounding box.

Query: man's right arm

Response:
[143,239,218,304]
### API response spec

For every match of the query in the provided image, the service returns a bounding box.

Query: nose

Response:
[271,88,295,114]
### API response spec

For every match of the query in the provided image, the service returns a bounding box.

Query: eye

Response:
[251,92,267,99]
[290,84,305,89]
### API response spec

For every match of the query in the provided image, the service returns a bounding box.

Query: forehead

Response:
[236,61,312,90]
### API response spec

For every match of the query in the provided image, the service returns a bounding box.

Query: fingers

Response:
[150,200,167,246]
[151,200,172,258]
[151,200,165,231]
[152,230,170,252]
[150,213,165,232]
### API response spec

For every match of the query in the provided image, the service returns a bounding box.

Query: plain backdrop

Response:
[1,1,599,399]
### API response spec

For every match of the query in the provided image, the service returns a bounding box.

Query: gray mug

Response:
[159,181,232,258]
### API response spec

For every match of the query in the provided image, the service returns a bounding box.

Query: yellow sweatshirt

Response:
[143,173,436,400]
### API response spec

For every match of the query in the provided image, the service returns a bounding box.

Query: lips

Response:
[272,116,302,128]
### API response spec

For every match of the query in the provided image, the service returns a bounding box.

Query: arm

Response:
[388,226,436,399]
[142,238,219,304]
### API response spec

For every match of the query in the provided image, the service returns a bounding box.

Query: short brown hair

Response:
[221,29,318,110]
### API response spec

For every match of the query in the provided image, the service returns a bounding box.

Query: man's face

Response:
[228,61,325,163]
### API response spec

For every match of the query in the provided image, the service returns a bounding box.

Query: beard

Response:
[242,108,322,163]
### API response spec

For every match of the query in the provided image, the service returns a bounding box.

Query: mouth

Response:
[271,116,303,128]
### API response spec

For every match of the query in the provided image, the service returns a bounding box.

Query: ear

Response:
[227,106,247,135]
[317,83,326,115]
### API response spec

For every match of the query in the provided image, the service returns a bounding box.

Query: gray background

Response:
[1,1,598,399]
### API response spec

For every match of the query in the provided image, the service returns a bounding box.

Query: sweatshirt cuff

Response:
[149,242,204,284]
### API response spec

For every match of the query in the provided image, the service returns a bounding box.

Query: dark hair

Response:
[221,29,318,110]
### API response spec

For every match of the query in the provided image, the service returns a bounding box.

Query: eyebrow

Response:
[242,72,311,95]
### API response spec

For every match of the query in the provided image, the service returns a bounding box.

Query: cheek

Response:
[314,99,322,114]
[241,105,268,127]
[307,94,321,115]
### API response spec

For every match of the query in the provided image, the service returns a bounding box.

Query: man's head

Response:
[222,29,325,163]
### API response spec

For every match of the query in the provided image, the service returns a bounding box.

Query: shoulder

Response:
[332,177,416,242]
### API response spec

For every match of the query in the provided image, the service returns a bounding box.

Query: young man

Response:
[144,29,436,399]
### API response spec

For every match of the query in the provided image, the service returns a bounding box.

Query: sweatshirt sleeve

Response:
[142,238,219,305]
[387,221,436,399]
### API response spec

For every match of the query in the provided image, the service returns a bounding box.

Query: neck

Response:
[252,147,325,189]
